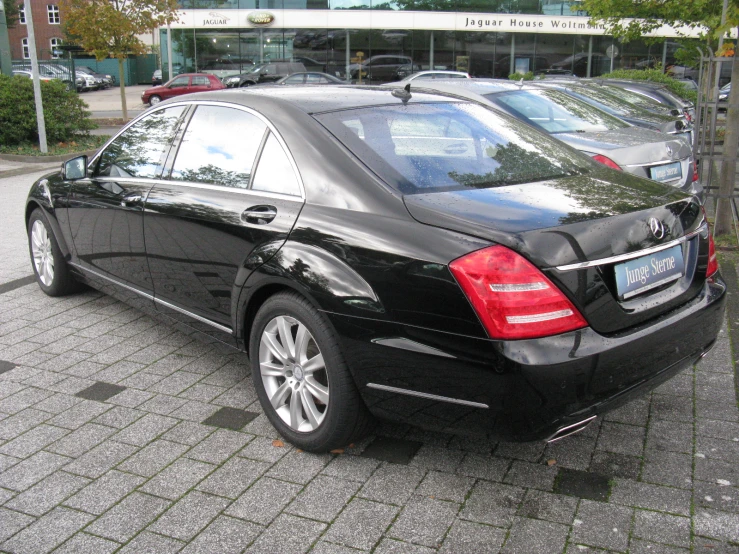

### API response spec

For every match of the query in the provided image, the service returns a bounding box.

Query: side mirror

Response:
[62,155,87,180]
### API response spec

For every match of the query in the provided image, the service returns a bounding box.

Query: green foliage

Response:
[599,68,698,103]
[508,71,534,81]
[2,0,22,27]
[0,75,97,146]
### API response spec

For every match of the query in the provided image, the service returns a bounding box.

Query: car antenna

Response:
[392,83,412,103]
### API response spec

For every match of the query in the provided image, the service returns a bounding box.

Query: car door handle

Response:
[242,205,277,224]
[120,193,142,207]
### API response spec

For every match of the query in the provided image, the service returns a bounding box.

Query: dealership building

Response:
[161,0,703,82]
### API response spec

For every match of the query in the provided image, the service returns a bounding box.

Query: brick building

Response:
[7,0,64,61]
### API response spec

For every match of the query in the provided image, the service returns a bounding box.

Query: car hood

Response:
[555,127,692,164]
[143,85,169,95]
[403,169,697,269]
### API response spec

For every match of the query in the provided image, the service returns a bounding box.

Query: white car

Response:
[392,70,471,84]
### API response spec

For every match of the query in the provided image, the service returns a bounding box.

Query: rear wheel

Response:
[250,291,374,452]
[27,209,82,297]
[149,95,162,106]
[239,81,252,88]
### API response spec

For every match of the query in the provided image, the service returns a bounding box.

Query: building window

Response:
[50,38,62,59]
[47,5,60,24]
[19,4,26,24]
[22,38,30,59]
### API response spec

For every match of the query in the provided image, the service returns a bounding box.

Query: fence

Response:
[12,54,158,87]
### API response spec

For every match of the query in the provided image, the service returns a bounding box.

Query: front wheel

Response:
[149,95,162,106]
[250,291,374,452]
[27,209,83,296]
[239,81,252,88]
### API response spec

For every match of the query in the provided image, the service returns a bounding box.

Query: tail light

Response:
[449,245,588,340]
[692,160,699,182]
[702,207,719,278]
[592,154,622,171]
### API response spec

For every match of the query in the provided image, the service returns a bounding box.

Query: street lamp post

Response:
[25,0,48,152]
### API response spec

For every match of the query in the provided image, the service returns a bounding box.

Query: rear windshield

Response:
[486,89,628,134]
[562,86,648,117]
[315,102,591,194]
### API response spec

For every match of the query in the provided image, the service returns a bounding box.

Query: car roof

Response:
[205,85,465,113]
[400,78,538,94]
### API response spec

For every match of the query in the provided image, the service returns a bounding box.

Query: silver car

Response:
[398,79,700,197]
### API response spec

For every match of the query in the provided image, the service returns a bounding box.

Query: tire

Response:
[149,95,162,106]
[250,291,374,452]
[27,209,83,297]
[239,81,252,88]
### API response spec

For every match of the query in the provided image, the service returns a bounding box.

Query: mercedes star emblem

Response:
[649,217,666,239]
[666,145,673,159]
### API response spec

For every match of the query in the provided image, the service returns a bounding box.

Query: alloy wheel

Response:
[31,220,54,287]
[259,315,329,432]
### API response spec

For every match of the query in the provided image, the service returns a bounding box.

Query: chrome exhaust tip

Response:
[546,415,597,443]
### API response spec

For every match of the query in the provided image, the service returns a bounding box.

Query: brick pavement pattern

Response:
[1,170,738,553]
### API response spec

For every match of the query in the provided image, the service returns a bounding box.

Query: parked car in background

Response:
[76,66,115,88]
[403,79,700,197]
[252,72,345,86]
[392,70,471,83]
[12,69,54,82]
[73,67,104,90]
[13,63,76,90]
[27,86,725,451]
[222,62,307,87]
[538,80,694,143]
[719,82,730,111]
[349,55,420,83]
[601,80,695,121]
[141,73,225,106]
[152,69,162,85]
[201,58,252,80]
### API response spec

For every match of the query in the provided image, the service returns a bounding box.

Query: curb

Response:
[0,149,98,164]
[719,261,739,407]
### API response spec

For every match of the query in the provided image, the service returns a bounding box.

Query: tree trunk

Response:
[118,57,128,122]
[714,39,739,236]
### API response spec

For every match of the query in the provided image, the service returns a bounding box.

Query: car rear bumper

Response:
[328,276,725,441]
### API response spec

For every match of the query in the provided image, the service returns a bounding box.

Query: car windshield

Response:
[315,102,591,194]
[487,89,628,134]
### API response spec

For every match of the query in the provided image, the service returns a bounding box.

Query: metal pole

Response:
[25,0,47,153]
[429,31,434,71]
[609,39,614,73]
[0,0,12,76]
[661,41,667,72]
[345,30,350,82]
[167,25,173,81]
[718,0,729,50]
[509,34,515,75]
[586,36,592,78]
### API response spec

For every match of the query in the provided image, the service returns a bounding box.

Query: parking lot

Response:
[0,166,738,553]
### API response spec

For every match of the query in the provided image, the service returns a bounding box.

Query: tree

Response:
[582,0,739,236]
[3,0,22,28]
[59,0,179,121]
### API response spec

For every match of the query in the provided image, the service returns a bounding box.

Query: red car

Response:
[141,73,225,106]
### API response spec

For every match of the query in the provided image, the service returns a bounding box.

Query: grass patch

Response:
[0,134,110,156]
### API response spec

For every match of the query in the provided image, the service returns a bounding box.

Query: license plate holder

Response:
[649,161,682,182]
[614,245,684,299]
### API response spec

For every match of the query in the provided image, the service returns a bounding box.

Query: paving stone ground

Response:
[1,170,738,553]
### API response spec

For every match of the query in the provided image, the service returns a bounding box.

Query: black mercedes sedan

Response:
[26,86,725,452]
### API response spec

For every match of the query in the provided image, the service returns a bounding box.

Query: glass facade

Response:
[159,2,689,83]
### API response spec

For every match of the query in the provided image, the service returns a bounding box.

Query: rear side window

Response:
[94,106,186,179]
[171,105,266,188]
[191,75,210,86]
[251,133,301,196]
[315,102,590,194]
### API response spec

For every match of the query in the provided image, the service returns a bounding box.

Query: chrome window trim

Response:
[554,223,707,272]
[69,262,233,334]
[89,100,306,200]
[366,383,489,409]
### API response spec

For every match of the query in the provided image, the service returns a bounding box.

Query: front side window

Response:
[50,38,62,59]
[316,102,590,194]
[19,4,26,24]
[21,38,29,59]
[169,76,189,88]
[251,133,301,196]
[47,5,60,24]
[171,105,266,189]
[489,89,628,134]
[94,106,186,179]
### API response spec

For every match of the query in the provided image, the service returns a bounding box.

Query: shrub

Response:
[598,68,698,104]
[508,71,534,81]
[0,74,96,146]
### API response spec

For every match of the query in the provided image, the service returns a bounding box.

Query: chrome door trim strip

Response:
[69,262,233,334]
[153,297,233,334]
[555,224,706,272]
[69,262,154,300]
[366,383,489,409]
[371,337,456,359]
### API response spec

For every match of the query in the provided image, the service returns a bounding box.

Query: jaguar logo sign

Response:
[203,11,230,25]
[247,12,275,26]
